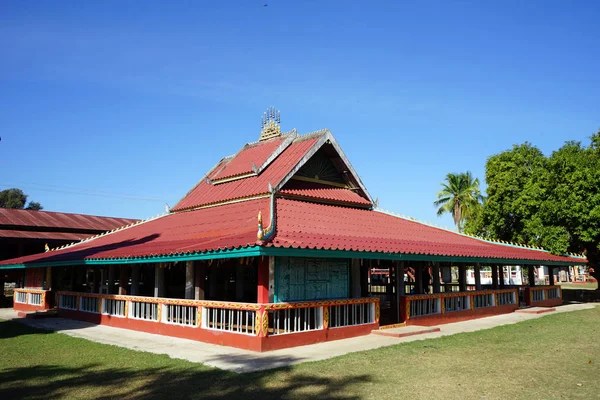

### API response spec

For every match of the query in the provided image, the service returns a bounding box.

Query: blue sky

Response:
[1,1,599,229]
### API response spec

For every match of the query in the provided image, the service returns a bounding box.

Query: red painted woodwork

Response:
[25,268,44,288]
[406,304,519,327]
[257,257,269,303]
[524,287,563,308]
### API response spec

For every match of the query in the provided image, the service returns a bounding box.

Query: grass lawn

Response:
[1,308,599,400]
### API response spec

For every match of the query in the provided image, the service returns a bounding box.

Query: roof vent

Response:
[259,106,281,141]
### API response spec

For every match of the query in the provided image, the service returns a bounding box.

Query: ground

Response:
[1,308,599,399]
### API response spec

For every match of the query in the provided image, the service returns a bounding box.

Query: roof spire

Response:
[259,106,281,141]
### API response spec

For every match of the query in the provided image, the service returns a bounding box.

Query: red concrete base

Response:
[371,326,440,338]
[529,299,562,308]
[58,308,379,352]
[406,304,519,327]
[14,302,51,313]
[516,307,556,314]
[17,310,58,319]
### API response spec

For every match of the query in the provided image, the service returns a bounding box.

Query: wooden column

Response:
[499,266,506,287]
[432,262,441,294]
[257,256,269,303]
[154,263,165,297]
[130,265,140,295]
[45,267,52,291]
[491,265,499,290]
[185,261,195,299]
[236,263,244,301]
[360,260,370,297]
[118,266,128,295]
[194,262,206,300]
[350,259,361,298]
[528,265,537,287]
[108,265,115,294]
[458,265,467,292]
[548,266,555,286]
[474,263,482,291]
[415,263,424,294]
[395,261,405,324]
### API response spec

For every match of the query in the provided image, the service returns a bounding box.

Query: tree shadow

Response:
[0,363,370,400]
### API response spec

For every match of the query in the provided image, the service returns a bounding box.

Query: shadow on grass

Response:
[0,363,369,400]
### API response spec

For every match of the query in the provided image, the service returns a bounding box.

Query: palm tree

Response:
[434,171,484,231]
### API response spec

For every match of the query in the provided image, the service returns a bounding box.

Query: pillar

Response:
[185,261,195,299]
[499,266,506,287]
[528,265,536,287]
[45,267,52,291]
[491,265,498,290]
[415,263,424,294]
[154,263,165,297]
[360,260,370,297]
[0,276,4,298]
[108,265,116,294]
[432,262,441,294]
[395,261,405,324]
[257,256,269,303]
[194,262,206,300]
[350,259,361,298]
[118,266,128,295]
[474,263,482,291]
[548,266,555,286]
[236,263,244,301]
[130,265,140,295]
[99,268,105,294]
[458,265,467,292]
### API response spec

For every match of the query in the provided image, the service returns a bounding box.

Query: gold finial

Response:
[257,211,264,239]
[44,243,49,252]
[259,106,281,141]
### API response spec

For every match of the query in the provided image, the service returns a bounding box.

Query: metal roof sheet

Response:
[0,208,137,231]
[0,198,270,266]
[267,198,581,264]
[280,180,371,206]
[211,137,286,181]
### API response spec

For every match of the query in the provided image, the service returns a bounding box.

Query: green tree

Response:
[434,171,484,231]
[0,188,43,210]
[467,132,600,287]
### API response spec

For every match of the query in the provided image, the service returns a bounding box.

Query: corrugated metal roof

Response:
[0,198,270,266]
[0,208,137,231]
[172,135,320,211]
[267,198,580,263]
[280,180,371,206]
[0,230,91,241]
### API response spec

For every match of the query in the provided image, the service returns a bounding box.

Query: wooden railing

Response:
[13,288,49,309]
[401,288,519,322]
[526,286,562,306]
[56,291,380,338]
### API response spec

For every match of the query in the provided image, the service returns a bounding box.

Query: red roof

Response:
[267,198,581,264]
[173,135,320,211]
[0,208,136,232]
[211,137,287,181]
[280,180,371,206]
[0,230,91,241]
[0,198,270,265]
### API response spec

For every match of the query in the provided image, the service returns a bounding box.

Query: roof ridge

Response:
[0,207,137,221]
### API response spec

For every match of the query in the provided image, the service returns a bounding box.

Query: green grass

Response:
[1,308,599,400]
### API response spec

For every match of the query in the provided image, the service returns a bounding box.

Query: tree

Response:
[434,171,484,231]
[466,132,600,287]
[0,188,43,211]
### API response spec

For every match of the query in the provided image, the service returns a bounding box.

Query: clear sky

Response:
[1,1,599,229]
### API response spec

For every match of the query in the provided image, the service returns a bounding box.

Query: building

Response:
[0,208,136,299]
[0,109,586,351]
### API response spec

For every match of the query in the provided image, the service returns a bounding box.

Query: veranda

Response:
[12,255,563,352]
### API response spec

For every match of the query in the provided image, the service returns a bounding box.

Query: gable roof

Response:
[173,130,374,212]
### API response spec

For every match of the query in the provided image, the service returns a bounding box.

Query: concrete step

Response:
[516,307,556,315]
[371,325,440,338]
[17,310,59,319]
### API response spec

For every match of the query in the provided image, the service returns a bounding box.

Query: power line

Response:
[0,182,168,203]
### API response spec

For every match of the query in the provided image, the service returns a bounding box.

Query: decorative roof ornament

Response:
[259,106,282,141]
